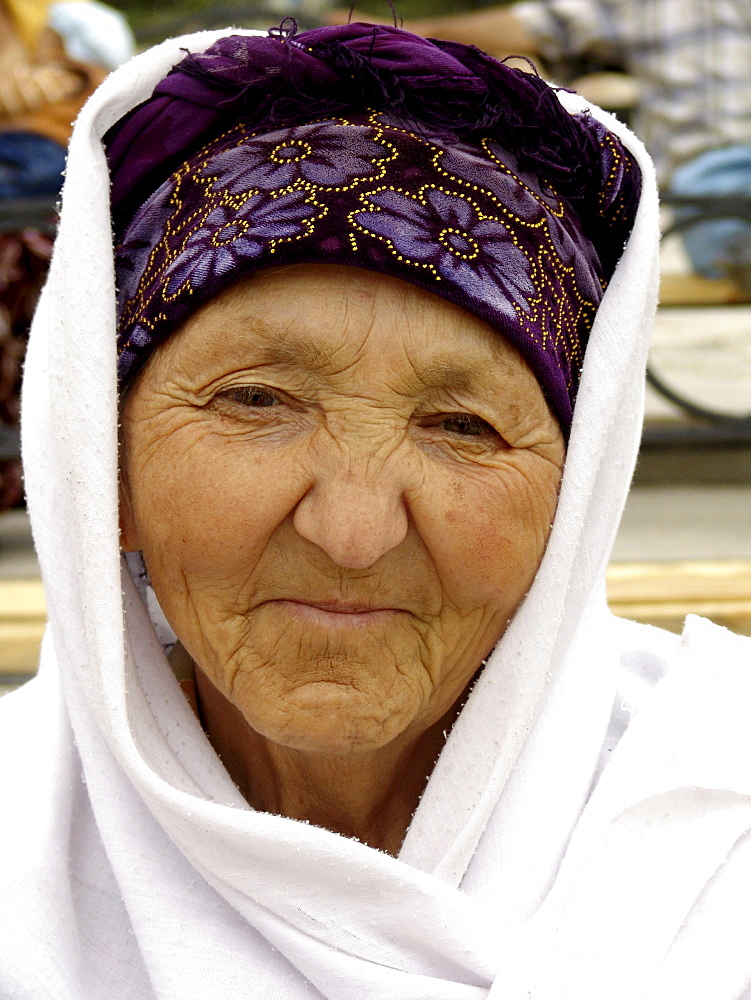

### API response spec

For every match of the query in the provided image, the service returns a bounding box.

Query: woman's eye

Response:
[222,386,278,408]
[441,414,494,436]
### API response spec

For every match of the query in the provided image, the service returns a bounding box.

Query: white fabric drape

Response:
[1,29,750,1000]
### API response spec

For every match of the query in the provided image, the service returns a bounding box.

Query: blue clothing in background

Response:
[670,145,751,280]
[0,131,67,200]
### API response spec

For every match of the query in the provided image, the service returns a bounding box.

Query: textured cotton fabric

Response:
[2,28,751,1000]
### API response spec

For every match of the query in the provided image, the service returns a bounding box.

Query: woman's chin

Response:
[231,671,426,756]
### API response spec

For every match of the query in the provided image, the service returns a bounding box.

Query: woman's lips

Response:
[267,599,406,629]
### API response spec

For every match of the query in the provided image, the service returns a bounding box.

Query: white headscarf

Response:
[2,29,751,1000]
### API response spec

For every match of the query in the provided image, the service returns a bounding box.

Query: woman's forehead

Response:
[159,264,537,393]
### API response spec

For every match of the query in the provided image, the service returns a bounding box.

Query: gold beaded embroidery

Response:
[119,109,600,379]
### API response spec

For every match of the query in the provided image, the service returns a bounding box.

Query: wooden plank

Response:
[605,602,751,636]
[607,560,751,635]
[0,579,46,675]
[0,621,45,673]
[607,559,751,602]
[0,578,46,618]
[659,273,750,307]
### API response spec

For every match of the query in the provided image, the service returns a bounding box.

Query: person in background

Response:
[0,0,134,199]
[0,0,133,509]
[336,0,751,283]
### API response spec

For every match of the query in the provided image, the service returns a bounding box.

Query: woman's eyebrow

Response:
[400,360,495,396]
[244,327,499,394]
[254,333,334,373]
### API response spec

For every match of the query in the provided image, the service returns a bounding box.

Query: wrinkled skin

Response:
[120,264,565,853]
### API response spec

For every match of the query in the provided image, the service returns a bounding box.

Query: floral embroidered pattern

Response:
[201,120,394,195]
[162,190,323,297]
[115,106,632,429]
[433,141,562,219]
[116,322,154,383]
[116,180,176,311]
[352,186,534,320]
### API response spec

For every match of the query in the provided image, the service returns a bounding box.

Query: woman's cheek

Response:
[426,461,558,601]
[139,430,304,577]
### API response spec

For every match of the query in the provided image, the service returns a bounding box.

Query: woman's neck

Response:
[194,668,458,855]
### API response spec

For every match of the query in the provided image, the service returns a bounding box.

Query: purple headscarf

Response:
[108,22,641,430]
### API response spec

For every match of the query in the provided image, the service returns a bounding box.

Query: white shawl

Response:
[2,30,751,1000]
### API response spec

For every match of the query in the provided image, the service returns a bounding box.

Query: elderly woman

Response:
[1,21,750,1000]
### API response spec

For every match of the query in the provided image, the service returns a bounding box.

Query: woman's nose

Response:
[292,473,409,569]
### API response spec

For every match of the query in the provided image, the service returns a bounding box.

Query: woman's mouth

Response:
[268,599,406,629]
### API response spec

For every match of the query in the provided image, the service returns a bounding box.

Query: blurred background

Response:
[109,0,513,34]
[1,0,750,692]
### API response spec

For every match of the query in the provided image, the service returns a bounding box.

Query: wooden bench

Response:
[659,273,751,307]
[0,578,46,687]
[607,559,751,636]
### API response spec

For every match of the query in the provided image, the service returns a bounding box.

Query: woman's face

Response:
[120,264,565,755]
